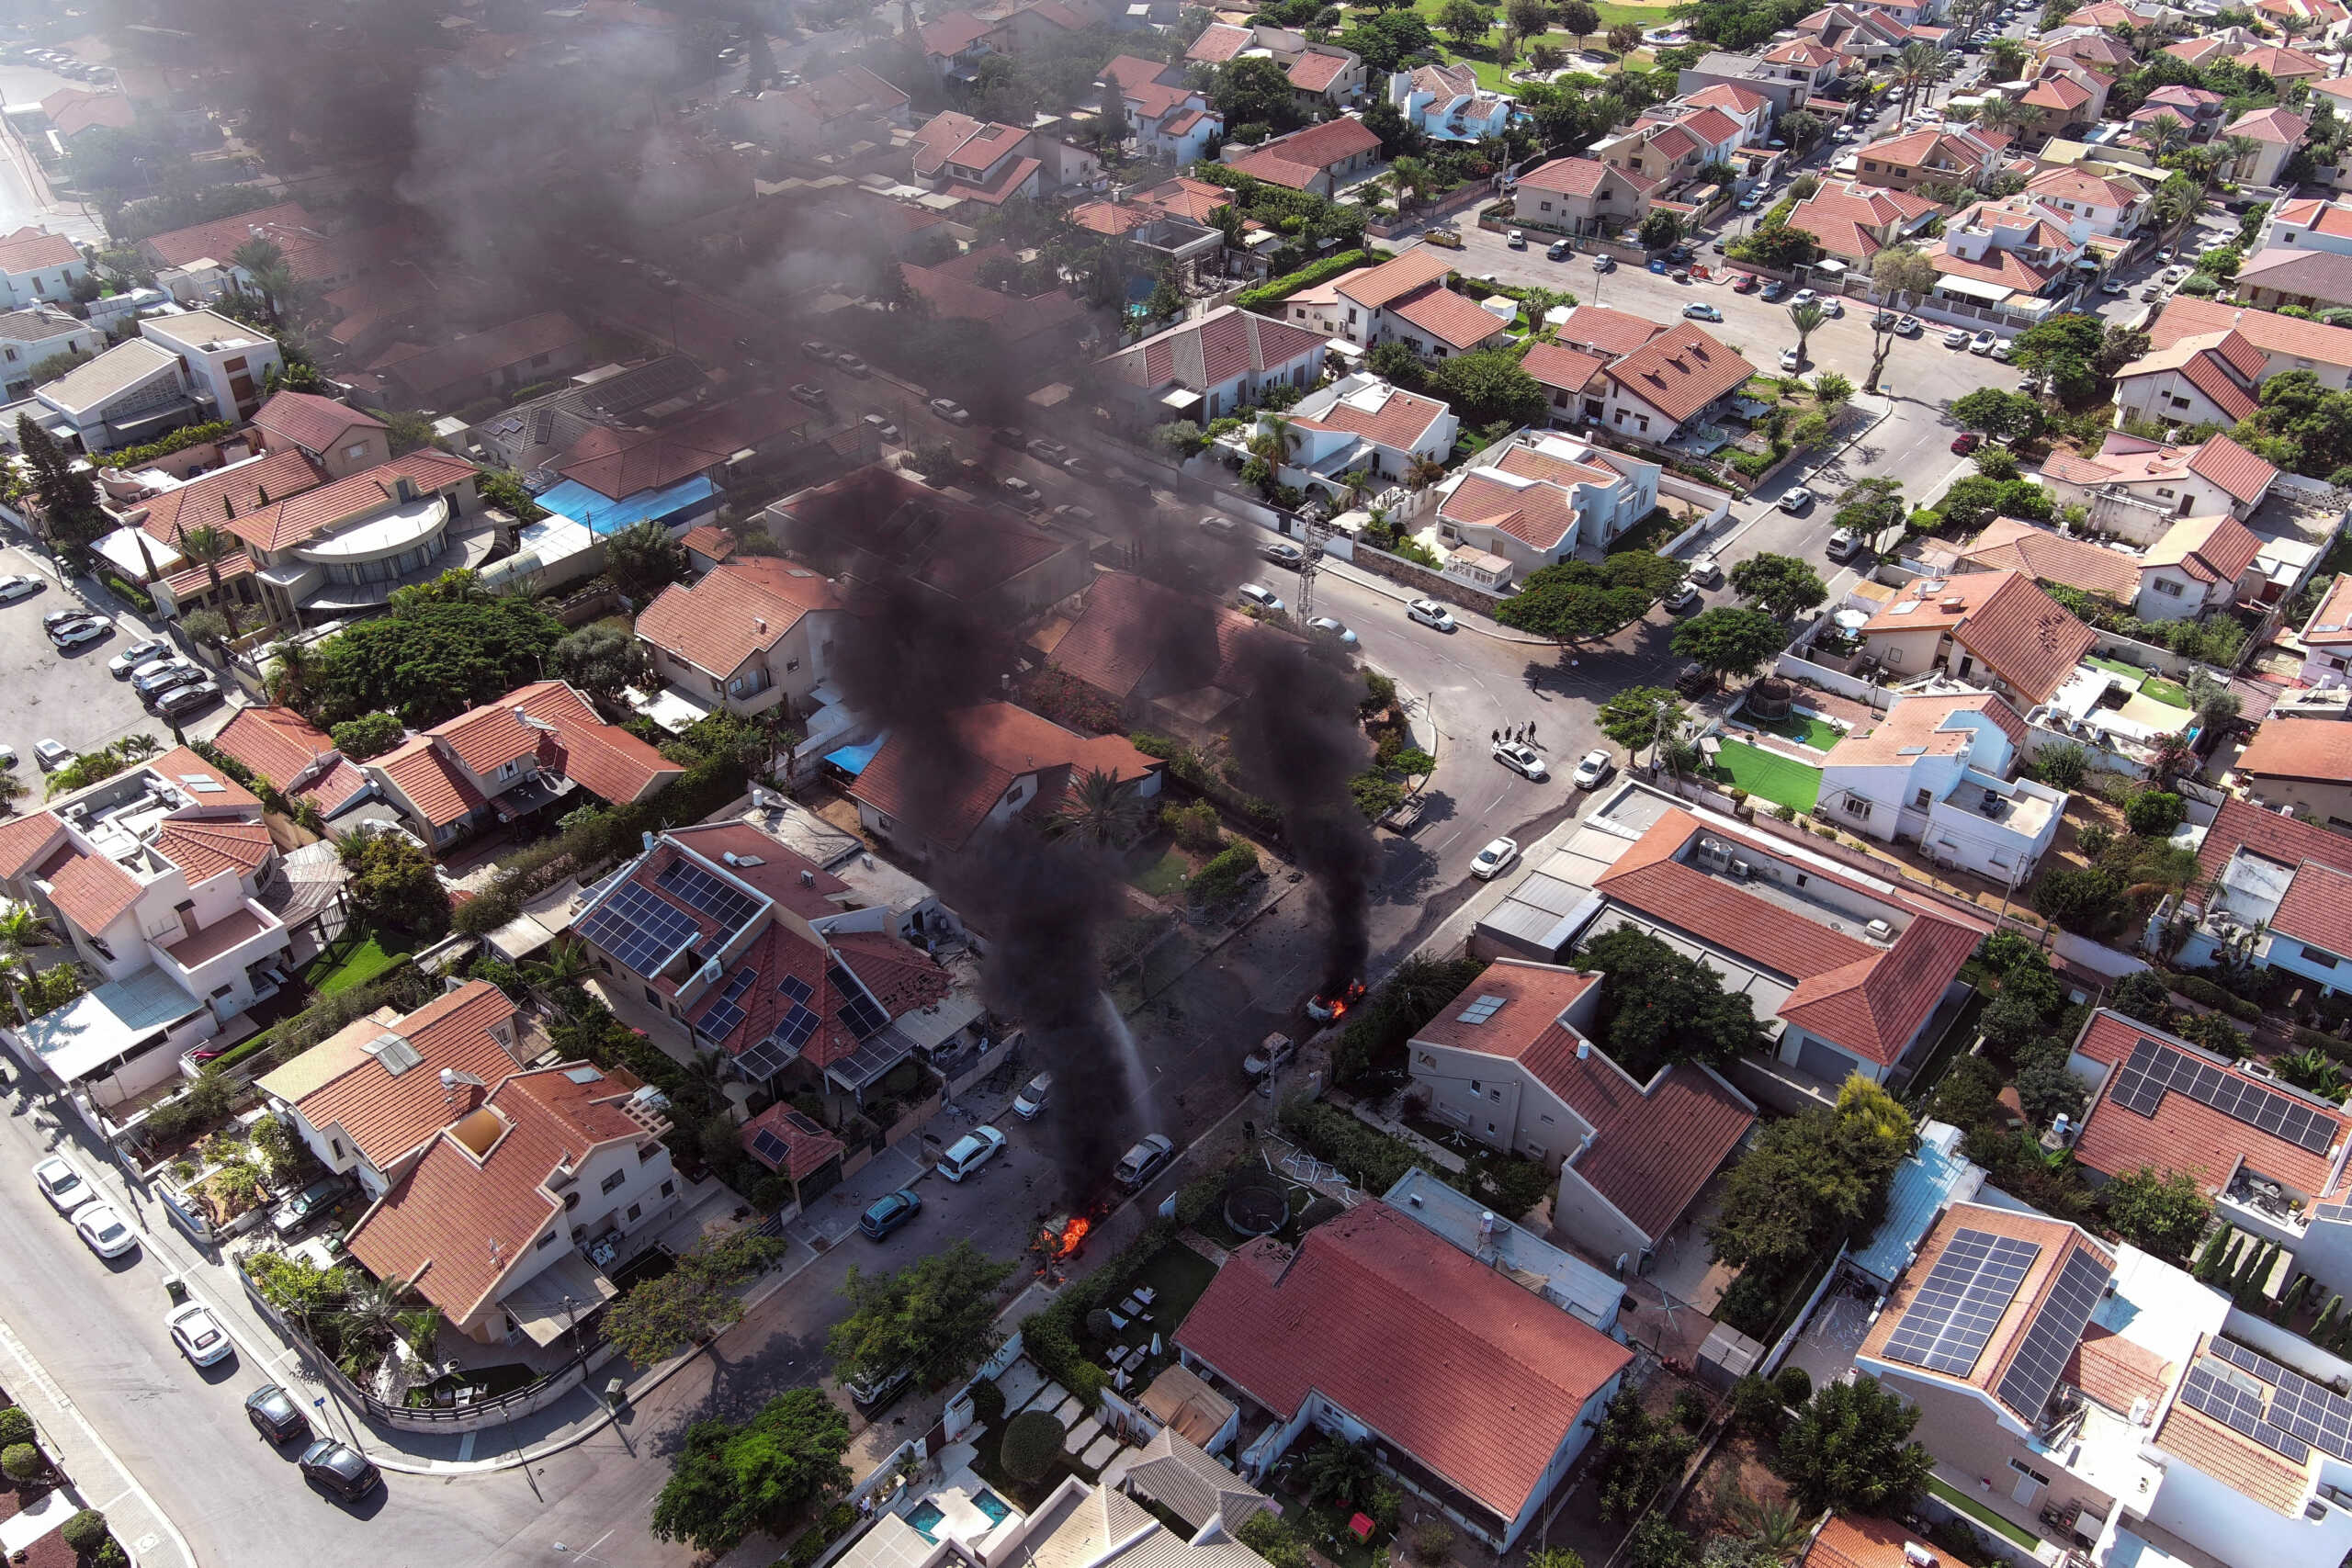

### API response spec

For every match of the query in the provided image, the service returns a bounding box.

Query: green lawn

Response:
[1928,1476,2044,1551]
[1746,711,1843,752]
[300,930,413,998]
[2141,673,2192,708]
[1128,849,1190,899]
[1710,739,1822,812]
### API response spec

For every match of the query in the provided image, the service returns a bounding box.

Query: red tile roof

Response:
[374,735,489,829]
[1418,962,1752,1238]
[254,390,385,457]
[133,448,326,545]
[163,549,254,599]
[1292,384,1449,451]
[1521,341,1612,395]
[140,200,322,269]
[681,524,736,563]
[2196,795,2352,887]
[921,10,997,56]
[1604,324,1756,425]
[1227,118,1379,189]
[2145,513,2261,585]
[554,423,732,501]
[740,1100,847,1179]
[662,821,848,920]
[1861,570,2096,705]
[1441,468,1584,553]
[849,703,1159,851]
[345,1063,657,1324]
[1781,912,1984,1066]
[1554,305,1667,358]
[1953,517,2140,601]
[2073,1009,2349,1195]
[911,110,985,176]
[0,227,78,275]
[2268,858,2352,962]
[1045,571,1297,705]
[1288,49,1354,92]
[1186,22,1251,62]
[1823,690,2027,766]
[1334,247,1456,310]
[2151,295,2352,371]
[221,449,480,554]
[1860,1201,2114,1420]
[152,744,259,809]
[153,818,272,885]
[42,847,142,934]
[268,981,524,1169]
[2239,716,2352,783]
[0,812,64,882]
[1175,1201,1631,1523]
[2227,105,2308,144]
[2154,1386,2312,1516]
[383,312,582,400]
[2185,433,2277,505]
[1099,306,1329,393]
[1385,286,1508,352]
[1804,1516,1939,1568]
[2063,1323,2173,1416]
[634,556,843,679]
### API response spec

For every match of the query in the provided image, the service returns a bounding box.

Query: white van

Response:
[936,1124,1007,1181]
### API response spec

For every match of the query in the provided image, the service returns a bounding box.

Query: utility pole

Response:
[1295,513,1337,626]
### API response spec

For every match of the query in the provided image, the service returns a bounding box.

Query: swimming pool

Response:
[972,1490,1011,1527]
[907,1503,946,1542]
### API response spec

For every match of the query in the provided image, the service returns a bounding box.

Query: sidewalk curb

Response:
[368,1240,831,1476]
[0,1310,196,1568]
[1317,554,1554,646]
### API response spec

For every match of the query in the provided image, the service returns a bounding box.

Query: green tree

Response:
[476,469,548,523]
[1951,388,2045,442]
[604,520,691,603]
[1212,56,1309,133]
[17,413,107,556]
[2032,865,2126,936]
[1492,555,1672,644]
[1053,767,1146,846]
[1338,10,1437,72]
[649,1388,852,1554]
[1727,224,1821,269]
[0,904,57,1027]
[1430,348,1549,428]
[1301,1437,1381,1509]
[1639,209,1685,250]
[1728,553,1827,619]
[1591,1387,1699,1520]
[2125,789,2185,838]
[329,711,407,760]
[605,1229,789,1366]
[1576,925,1768,1077]
[1811,371,1855,411]
[827,1240,1018,1389]
[1438,0,1494,44]
[1596,686,1687,761]
[2099,1167,2211,1263]
[342,832,451,938]
[1776,1376,1934,1512]
[1560,0,1600,42]
[231,237,298,325]
[1787,299,1827,363]
[550,622,650,709]
[308,595,564,727]
[1670,606,1784,688]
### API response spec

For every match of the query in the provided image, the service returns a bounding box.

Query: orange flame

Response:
[1057,1215,1091,1255]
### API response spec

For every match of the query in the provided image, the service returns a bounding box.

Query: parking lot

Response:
[0,546,236,789]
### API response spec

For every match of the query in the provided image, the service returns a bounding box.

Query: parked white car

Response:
[935,1124,1007,1182]
[167,1301,235,1366]
[1237,583,1286,614]
[1406,597,1455,632]
[71,1200,137,1258]
[32,1156,88,1214]
[1572,749,1615,790]
[1012,1073,1052,1120]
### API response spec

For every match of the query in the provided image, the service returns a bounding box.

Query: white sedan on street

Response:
[1470,838,1521,880]
[1492,739,1548,781]
[33,1155,88,1214]
[71,1200,137,1258]
[1572,749,1615,790]
[167,1301,236,1367]
[1406,597,1455,632]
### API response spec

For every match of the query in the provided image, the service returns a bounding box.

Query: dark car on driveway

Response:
[269,1174,356,1239]
[299,1440,380,1502]
[245,1383,312,1445]
[859,1188,922,1241]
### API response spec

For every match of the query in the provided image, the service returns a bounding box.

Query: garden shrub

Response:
[61,1509,107,1555]
[969,1379,1005,1429]
[1773,1365,1813,1407]
[0,1407,32,1448]
[3,1442,43,1481]
[1000,1410,1064,1482]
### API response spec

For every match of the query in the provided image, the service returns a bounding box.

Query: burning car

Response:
[1033,1211,1093,1269]
[1305,981,1365,1023]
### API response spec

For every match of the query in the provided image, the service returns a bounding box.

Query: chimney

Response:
[799,869,816,886]
[754,616,766,633]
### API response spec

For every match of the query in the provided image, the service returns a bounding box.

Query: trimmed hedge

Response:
[98,421,232,468]
[2175,974,2261,1022]
[1235,249,1375,311]
[1019,1217,1176,1411]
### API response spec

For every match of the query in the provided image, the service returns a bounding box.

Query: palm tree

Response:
[175,523,243,643]
[1390,156,1434,208]
[1246,413,1296,476]
[115,734,163,762]
[2216,133,2263,186]
[1729,1491,1814,1562]
[2140,111,2189,163]
[0,904,56,1026]
[1975,95,2032,140]
[1404,453,1448,491]
[335,1274,410,1348]
[1053,767,1144,848]
[230,238,297,327]
[1788,299,1827,363]
[1893,42,1952,122]
[266,639,319,712]
[1300,1438,1378,1510]
[525,937,594,1007]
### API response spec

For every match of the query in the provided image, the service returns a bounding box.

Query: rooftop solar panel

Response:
[1995,1247,2110,1423]
[1883,1228,2040,1378]
[696,965,761,1044]
[2107,1038,2336,1154]
[778,974,814,1004]
[657,855,763,932]
[2194,1337,2352,1462]
[578,882,699,977]
[751,1128,790,1165]
[829,960,889,1039]
[737,1038,791,1080]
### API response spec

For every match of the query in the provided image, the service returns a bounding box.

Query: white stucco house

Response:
[1817,688,2067,882]
[1433,429,1661,577]
[1387,62,1512,142]
[1219,372,1456,501]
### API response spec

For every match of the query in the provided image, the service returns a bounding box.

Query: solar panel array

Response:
[830,961,889,1040]
[1994,1247,2111,1422]
[577,882,698,976]
[738,1036,792,1080]
[658,856,762,933]
[2108,1038,2336,1154]
[2186,1337,2352,1464]
[697,966,760,1043]
[1883,1228,2041,1377]
[778,975,814,1005]
[1456,994,1508,1025]
[751,1128,791,1166]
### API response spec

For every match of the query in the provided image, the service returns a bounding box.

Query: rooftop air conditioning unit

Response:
[1728,859,1752,880]
[1866,919,1894,942]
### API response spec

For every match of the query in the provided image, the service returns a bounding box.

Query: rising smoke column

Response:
[1223,637,1381,997]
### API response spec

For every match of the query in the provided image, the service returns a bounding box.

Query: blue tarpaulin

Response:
[534,474,718,536]
[824,734,888,776]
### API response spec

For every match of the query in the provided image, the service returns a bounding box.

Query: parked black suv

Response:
[244,1383,312,1445]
